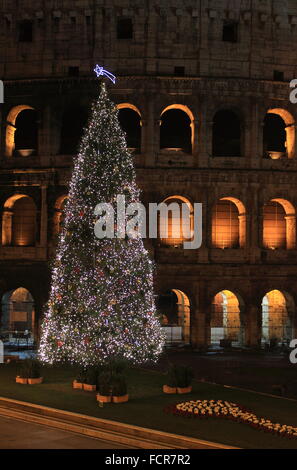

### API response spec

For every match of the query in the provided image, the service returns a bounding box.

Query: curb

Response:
[0,396,236,449]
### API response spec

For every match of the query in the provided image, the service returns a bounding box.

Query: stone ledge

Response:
[0,396,236,449]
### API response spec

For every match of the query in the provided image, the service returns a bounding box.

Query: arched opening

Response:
[212,110,241,157]
[60,106,89,155]
[160,105,194,154]
[1,288,35,343]
[158,196,194,247]
[212,198,246,249]
[6,105,38,157]
[53,195,68,237]
[210,290,243,347]
[263,109,295,159]
[117,104,141,153]
[261,290,293,346]
[263,199,296,250]
[157,289,191,344]
[2,195,37,247]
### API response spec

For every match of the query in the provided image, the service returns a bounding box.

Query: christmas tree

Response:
[39,79,164,367]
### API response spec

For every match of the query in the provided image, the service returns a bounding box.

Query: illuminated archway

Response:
[263,199,296,250]
[158,289,191,344]
[158,196,194,247]
[1,288,35,340]
[212,198,246,249]
[117,104,141,152]
[210,290,243,346]
[53,195,68,237]
[160,105,194,154]
[212,110,241,157]
[264,109,295,159]
[261,290,293,345]
[6,105,37,157]
[2,195,36,246]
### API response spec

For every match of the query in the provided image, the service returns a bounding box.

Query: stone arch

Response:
[261,290,294,346]
[263,199,296,250]
[160,104,194,154]
[1,287,35,341]
[2,194,37,246]
[117,103,141,152]
[264,108,295,159]
[53,195,68,237]
[212,197,246,249]
[157,288,191,344]
[158,195,194,247]
[6,105,38,157]
[210,290,244,347]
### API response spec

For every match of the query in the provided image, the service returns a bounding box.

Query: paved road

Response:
[0,415,132,449]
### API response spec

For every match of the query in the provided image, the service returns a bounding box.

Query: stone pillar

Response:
[38,105,51,158]
[238,214,246,248]
[192,119,199,159]
[144,98,156,166]
[286,124,295,159]
[285,215,296,250]
[5,124,15,157]
[39,186,48,248]
[190,294,210,349]
[245,303,262,347]
[258,214,264,249]
[140,119,147,156]
[249,101,262,167]
[1,210,12,245]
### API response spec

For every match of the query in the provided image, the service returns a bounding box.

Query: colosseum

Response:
[0,0,297,351]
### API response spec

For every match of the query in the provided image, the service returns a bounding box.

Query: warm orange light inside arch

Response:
[159,196,194,247]
[267,108,295,159]
[5,105,34,158]
[263,199,296,250]
[212,198,246,249]
[117,103,141,116]
[211,290,242,344]
[54,195,68,236]
[2,195,36,246]
[171,289,191,343]
[2,287,35,335]
[161,104,195,151]
[262,290,292,343]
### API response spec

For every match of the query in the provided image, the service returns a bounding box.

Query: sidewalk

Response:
[0,396,236,450]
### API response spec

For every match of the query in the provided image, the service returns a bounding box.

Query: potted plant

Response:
[73,367,86,389]
[163,365,178,394]
[96,371,112,403]
[111,374,129,403]
[16,358,43,385]
[175,365,194,394]
[163,364,193,394]
[83,367,97,392]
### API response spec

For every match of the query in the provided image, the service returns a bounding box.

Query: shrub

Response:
[166,365,178,387]
[98,371,112,396]
[109,358,128,376]
[111,374,127,397]
[18,358,41,379]
[75,367,87,383]
[84,367,98,385]
[165,364,194,388]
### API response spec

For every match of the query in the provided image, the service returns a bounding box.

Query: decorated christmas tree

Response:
[39,76,164,367]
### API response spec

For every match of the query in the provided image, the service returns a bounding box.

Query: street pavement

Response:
[0,415,132,449]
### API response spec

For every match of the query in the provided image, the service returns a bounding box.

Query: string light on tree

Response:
[38,67,164,366]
